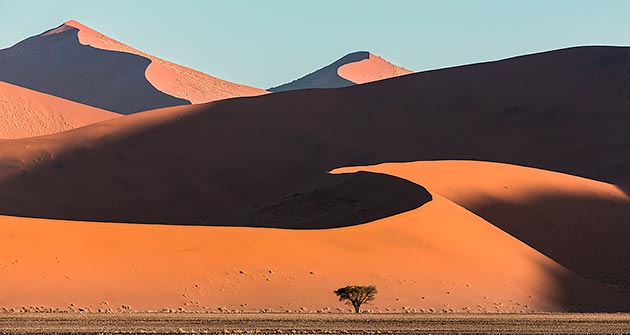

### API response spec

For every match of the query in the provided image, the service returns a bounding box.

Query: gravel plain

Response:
[1,313,630,335]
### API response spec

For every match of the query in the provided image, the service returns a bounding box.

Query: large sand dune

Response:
[2,46,630,312]
[0,21,265,114]
[269,51,411,92]
[0,164,621,312]
[0,81,120,139]
[3,46,630,224]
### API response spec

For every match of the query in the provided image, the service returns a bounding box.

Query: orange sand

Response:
[335,161,630,294]
[338,161,629,206]
[0,163,618,312]
[61,20,266,103]
[338,53,411,84]
[0,81,120,139]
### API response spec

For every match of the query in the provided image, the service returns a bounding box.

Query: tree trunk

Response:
[354,304,360,313]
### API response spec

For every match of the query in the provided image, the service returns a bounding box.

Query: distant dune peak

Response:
[64,20,266,104]
[269,51,412,92]
[0,20,265,114]
[56,20,267,105]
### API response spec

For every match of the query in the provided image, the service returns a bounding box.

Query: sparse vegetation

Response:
[334,285,378,313]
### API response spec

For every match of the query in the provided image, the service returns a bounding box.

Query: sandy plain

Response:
[1,313,629,334]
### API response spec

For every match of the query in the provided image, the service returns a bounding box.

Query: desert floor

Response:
[0,313,629,334]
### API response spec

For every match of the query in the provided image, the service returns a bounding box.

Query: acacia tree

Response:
[334,285,378,313]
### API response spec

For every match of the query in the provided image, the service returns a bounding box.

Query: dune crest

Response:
[0,81,120,139]
[62,20,266,104]
[269,51,411,91]
[334,161,630,298]
[0,21,265,114]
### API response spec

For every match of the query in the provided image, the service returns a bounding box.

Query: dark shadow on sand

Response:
[461,192,630,301]
[200,171,432,229]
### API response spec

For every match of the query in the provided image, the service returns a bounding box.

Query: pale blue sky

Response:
[1,0,629,88]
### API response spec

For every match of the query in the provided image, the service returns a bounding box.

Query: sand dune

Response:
[3,46,630,224]
[0,165,620,312]
[335,161,630,294]
[2,46,630,312]
[0,21,265,114]
[0,81,120,139]
[269,51,411,92]
[62,20,266,105]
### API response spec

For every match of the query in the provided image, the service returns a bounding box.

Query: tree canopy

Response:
[334,285,377,313]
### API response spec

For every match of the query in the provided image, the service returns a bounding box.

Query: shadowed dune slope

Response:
[0,21,265,114]
[0,166,624,312]
[200,171,432,229]
[2,47,630,224]
[334,161,630,297]
[0,81,120,139]
[269,51,411,92]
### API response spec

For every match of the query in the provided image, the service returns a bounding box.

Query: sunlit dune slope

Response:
[0,81,120,139]
[0,165,621,312]
[335,161,630,294]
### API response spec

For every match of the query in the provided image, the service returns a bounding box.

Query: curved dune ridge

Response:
[335,161,630,294]
[0,163,621,312]
[268,51,411,92]
[0,20,265,114]
[0,81,120,139]
[61,20,266,104]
